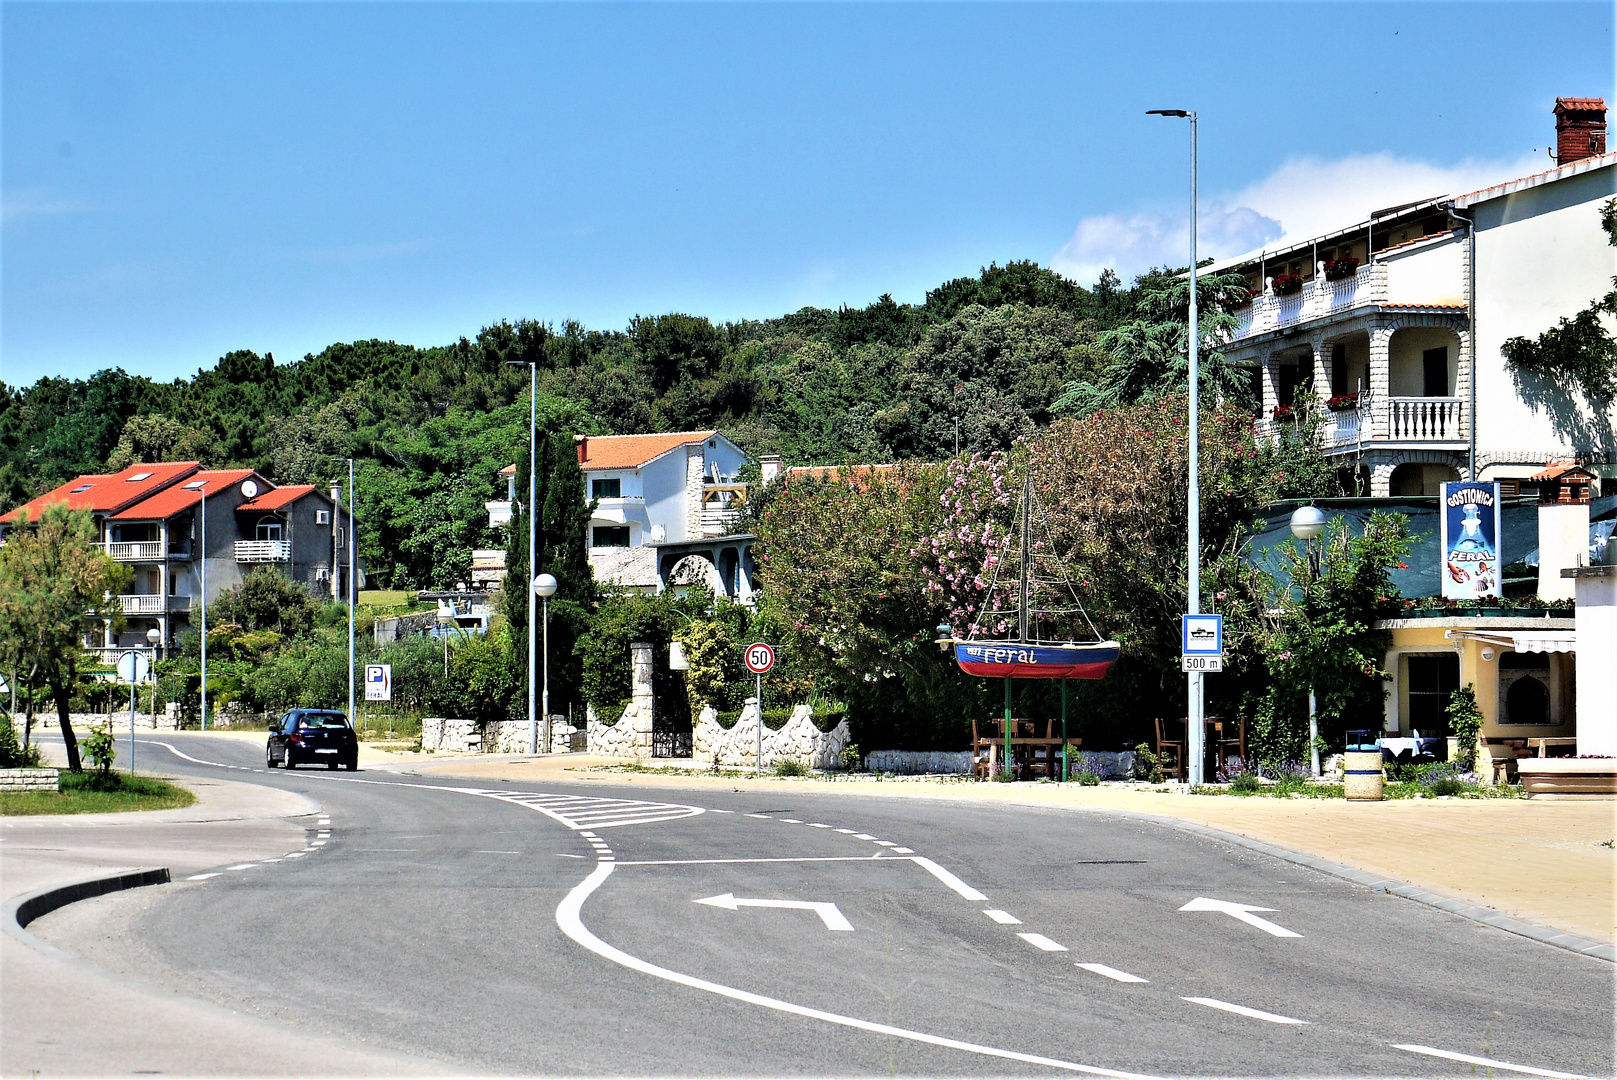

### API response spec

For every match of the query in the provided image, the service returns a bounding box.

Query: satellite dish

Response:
[650,525,666,543]
[240,479,259,499]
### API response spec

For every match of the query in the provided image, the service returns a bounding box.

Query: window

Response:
[183,480,206,490]
[256,519,283,541]
[592,526,631,548]
[126,472,153,482]
[315,510,330,525]
[1422,347,1449,397]
[1499,652,1554,725]
[591,477,621,500]
[71,484,93,494]
[337,528,345,549]
[1406,654,1459,733]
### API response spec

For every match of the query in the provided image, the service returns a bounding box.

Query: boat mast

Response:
[1018,473,1031,642]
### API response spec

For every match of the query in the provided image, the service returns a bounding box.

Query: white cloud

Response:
[1,186,94,224]
[1051,151,1543,286]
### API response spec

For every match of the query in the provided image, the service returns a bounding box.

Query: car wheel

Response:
[266,746,277,768]
[327,759,339,770]
[343,757,358,771]
[284,752,295,770]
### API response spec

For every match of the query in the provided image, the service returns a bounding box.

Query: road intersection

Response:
[12,732,1614,1078]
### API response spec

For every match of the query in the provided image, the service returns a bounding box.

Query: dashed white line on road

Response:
[780,818,802,823]
[892,847,914,854]
[1076,963,1148,984]
[808,823,830,828]
[983,909,1022,924]
[834,828,856,834]
[746,814,773,819]
[853,833,877,840]
[1183,997,1307,1025]
[1391,1045,1591,1079]
[1017,933,1068,952]
[476,850,521,854]
[226,863,257,871]
[911,856,988,901]
[556,853,586,859]
[185,872,221,881]
[874,840,897,847]
[311,839,327,846]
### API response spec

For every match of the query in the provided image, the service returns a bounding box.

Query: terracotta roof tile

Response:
[108,469,258,520]
[576,431,719,471]
[2,462,201,524]
[237,484,319,511]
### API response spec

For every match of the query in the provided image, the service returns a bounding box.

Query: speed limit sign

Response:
[744,642,775,674]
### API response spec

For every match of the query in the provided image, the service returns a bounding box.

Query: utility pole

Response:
[528,366,538,755]
[348,458,355,726]
[199,486,208,732]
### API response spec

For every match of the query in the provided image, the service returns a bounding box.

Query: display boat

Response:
[940,472,1119,681]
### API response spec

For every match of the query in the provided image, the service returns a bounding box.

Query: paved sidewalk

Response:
[2,771,455,1078]
[412,752,1617,946]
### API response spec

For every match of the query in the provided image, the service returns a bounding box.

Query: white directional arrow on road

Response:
[694,893,854,931]
[1179,897,1302,938]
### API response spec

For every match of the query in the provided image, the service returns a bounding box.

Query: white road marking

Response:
[1183,997,1308,1025]
[556,853,586,859]
[874,840,897,847]
[780,818,802,823]
[1179,897,1301,938]
[1018,933,1068,952]
[746,814,773,819]
[558,863,1160,1080]
[853,833,877,840]
[1076,963,1148,984]
[310,840,327,846]
[983,909,1022,924]
[808,823,831,828]
[476,850,522,854]
[892,847,914,854]
[1391,1044,1591,1079]
[139,740,230,768]
[834,828,856,834]
[911,856,988,901]
[185,872,221,881]
[709,809,734,813]
[695,893,855,932]
[285,852,306,858]
[226,863,257,871]
[615,855,901,866]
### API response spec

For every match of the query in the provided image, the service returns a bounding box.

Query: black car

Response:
[267,709,358,770]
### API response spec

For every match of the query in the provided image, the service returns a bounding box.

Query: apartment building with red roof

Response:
[1212,97,1616,498]
[1,464,361,664]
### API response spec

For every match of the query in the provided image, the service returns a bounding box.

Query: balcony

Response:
[1389,397,1465,441]
[117,594,191,615]
[89,646,155,668]
[486,499,513,528]
[234,539,291,562]
[1318,407,1365,451]
[699,483,748,537]
[106,541,164,562]
[1230,264,1389,342]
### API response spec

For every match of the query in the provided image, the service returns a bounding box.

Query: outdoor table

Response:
[1379,736,1443,762]
[1528,737,1577,757]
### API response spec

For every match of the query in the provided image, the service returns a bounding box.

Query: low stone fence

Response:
[864,750,973,775]
[0,767,59,792]
[422,717,568,755]
[693,703,850,770]
[66,711,181,732]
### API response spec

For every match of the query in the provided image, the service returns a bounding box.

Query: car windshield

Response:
[298,714,350,730]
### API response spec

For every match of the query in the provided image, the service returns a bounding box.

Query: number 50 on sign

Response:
[744,643,775,674]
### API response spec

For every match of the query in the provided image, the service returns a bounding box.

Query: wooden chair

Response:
[1153,718,1186,781]
[1207,716,1247,777]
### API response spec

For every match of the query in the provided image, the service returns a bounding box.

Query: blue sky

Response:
[3,2,1612,385]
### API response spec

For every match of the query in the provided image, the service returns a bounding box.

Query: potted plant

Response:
[1327,392,1359,411]
[1228,286,1258,310]
[1271,273,1303,296]
[1270,404,1297,422]
[1323,257,1360,281]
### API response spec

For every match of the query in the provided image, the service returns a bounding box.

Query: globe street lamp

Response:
[1289,505,1328,777]
[534,573,559,754]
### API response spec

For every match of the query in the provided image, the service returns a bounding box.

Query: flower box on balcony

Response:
[1270,405,1297,422]
[1327,393,1360,411]
[1323,257,1360,282]
[1227,287,1258,310]
[1271,273,1303,296]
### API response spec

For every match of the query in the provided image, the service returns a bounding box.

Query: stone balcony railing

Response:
[1388,396,1465,440]
[1230,264,1390,341]
[234,539,292,562]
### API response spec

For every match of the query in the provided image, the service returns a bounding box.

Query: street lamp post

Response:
[1149,107,1203,784]
[1289,505,1327,777]
[534,573,558,754]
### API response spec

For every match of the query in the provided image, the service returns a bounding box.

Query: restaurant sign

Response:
[1439,481,1501,600]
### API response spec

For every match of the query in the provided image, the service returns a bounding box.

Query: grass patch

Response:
[0,771,195,816]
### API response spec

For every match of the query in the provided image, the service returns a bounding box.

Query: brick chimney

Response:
[1554,98,1607,164]
[574,434,588,465]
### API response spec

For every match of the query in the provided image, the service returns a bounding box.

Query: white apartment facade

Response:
[1217,97,1616,496]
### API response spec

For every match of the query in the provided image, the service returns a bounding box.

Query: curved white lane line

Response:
[139,740,232,768]
[1391,1044,1591,1079]
[555,862,1159,1079]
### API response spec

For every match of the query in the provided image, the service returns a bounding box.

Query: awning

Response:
[1445,629,1577,653]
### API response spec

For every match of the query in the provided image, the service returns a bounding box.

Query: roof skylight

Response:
[183,481,206,490]
[71,484,93,493]
[126,472,153,482]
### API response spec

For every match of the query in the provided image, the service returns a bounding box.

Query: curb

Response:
[5,867,171,959]
[1041,803,1617,963]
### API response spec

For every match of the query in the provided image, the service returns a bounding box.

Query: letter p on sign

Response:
[744,642,775,674]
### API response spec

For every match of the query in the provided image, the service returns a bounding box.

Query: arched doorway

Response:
[1390,462,1460,497]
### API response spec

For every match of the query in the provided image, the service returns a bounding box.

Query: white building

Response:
[575,431,753,599]
[1215,97,1616,496]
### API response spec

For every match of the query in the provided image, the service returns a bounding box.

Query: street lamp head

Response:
[533,573,558,598]
[146,627,162,645]
[1147,109,1191,118]
[1289,505,1328,541]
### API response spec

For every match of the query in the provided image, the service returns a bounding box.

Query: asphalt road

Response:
[31,733,1616,1078]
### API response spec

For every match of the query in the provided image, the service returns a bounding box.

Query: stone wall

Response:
[865,750,973,774]
[692,702,850,770]
[0,767,59,792]
[586,642,656,760]
[420,716,546,754]
[67,711,180,733]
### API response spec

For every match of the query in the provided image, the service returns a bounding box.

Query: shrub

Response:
[1229,772,1262,795]
[1134,742,1164,784]
[1263,759,1312,793]
[839,742,861,772]
[82,724,116,775]
[773,757,809,777]
[1075,770,1101,787]
[1447,685,1484,770]
[715,709,742,729]
[0,718,43,769]
[1072,751,1109,783]
[1420,761,1473,797]
[761,707,793,730]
